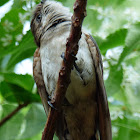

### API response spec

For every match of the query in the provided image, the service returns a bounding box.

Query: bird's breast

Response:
[40,32,97,104]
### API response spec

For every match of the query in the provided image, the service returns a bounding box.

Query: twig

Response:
[41,0,87,140]
[0,103,28,127]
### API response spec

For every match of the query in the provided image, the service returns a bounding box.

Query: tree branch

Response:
[41,0,87,140]
[0,103,28,127]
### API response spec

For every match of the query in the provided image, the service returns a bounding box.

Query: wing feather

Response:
[33,48,70,139]
[85,34,112,140]
[33,48,49,115]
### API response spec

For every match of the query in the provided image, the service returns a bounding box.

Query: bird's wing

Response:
[85,34,112,140]
[33,48,70,140]
[33,48,49,115]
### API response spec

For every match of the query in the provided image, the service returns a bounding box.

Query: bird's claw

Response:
[61,52,66,62]
[48,101,58,110]
[71,53,77,61]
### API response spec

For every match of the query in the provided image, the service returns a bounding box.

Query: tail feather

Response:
[55,111,72,140]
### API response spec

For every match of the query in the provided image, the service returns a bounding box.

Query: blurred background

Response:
[0,0,140,140]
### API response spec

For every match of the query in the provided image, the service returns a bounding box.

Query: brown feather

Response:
[33,48,49,115]
[85,34,112,140]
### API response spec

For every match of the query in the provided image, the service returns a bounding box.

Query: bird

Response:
[31,0,112,140]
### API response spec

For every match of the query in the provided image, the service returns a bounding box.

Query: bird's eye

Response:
[36,14,42,22]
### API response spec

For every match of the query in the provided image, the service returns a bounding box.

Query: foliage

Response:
[0,0,140,140]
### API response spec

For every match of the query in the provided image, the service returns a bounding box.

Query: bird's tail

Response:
[55,111,72,140]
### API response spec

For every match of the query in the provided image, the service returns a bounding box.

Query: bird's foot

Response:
[61,52,66,62]
[48,95,58,110]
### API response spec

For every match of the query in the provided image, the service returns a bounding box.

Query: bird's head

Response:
[31,0,72,47]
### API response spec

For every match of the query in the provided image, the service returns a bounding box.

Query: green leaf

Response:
[88,0,126,7]
[124,53,140,67]
[100,29,127,54]
[112,115,140,140]
[0,81,17,102]
[19,103,46,139]
[6,31,36,70]
[105,65,123,96]
[123,80,140,112]
[0,73,34,92]
[17,133,42,140]
[84,8,103,33]
[0,8,25,58]
[0,0,9,6]
[117,121,130,140]
[0,104,24,140]
[12,0,26,8]
[118,23,140,65]
[125,23,140,47]
[0,81,40,103]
